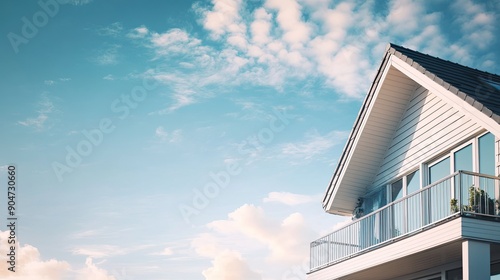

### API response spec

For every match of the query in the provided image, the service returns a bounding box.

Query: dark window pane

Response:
[446,268,462,280]
[392,179,403,201]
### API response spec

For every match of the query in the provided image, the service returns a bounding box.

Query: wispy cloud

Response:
[127,25,149,39]
[98,22,123,37]
[71,243,154,259]
[151,247,174,256]
[103,74,115,80]
[155,126,182,143]
[44,78,71,86]
[67,0,93,5]
[281,130,349,161]
[94,44,120,65]
[452,0,495,50]
[263,192,321,205]
[71,229,102,239]
[18,94,56,131]
[71,245,127,258]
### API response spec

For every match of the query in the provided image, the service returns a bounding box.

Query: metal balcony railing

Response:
[310,171,500,272]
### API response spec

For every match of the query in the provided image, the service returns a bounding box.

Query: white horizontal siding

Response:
[371,86,482,190]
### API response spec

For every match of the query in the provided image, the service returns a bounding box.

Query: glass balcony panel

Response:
[310,171,500,272]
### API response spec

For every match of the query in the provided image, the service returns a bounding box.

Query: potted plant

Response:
[450,198,459,213]
[465,186,495,215]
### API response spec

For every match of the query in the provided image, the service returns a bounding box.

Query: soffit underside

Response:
[329,66,419,215]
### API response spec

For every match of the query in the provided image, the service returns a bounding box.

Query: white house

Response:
[307,43,500,280]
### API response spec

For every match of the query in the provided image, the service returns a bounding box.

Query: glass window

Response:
[492,261,500,279]
[406,170,420,195]
[391,179,403,201]
[429,157,450,184]
[446,268,462,280]
[479,132,495,176]
[454,144,473,172]
[364,187,387,213]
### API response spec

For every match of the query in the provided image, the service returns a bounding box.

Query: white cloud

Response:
[250,8,272,45]
[281,130,349,161]
[0,230,115,280]
[128,0,498,106]
[71,245,127,258]
[452,0,495,50]
[98,22,123,37]
[103,74,115,80]
[18,94,55,131]
[71,229,101,239]
[127,25,149,38]
[44,78,71,85]
[386,0,423,35]
[151,29,202,54]
[202,0,245,40]
[263,192,320,205]
[152,247,174,256]
[76,258,116,280]
[191,197,352,279]
[94,44,120,65]
[203,251,262,280]
[265,0,312,47]
[0,230,70,279]
[67,0,93,5]
[205,204,315,264]
[155,126,182,143]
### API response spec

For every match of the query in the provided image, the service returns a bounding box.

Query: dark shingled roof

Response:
[388,43,500,124]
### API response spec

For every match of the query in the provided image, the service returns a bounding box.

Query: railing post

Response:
[309,242,312,271]
[327,234,330,265]
[457,171,462,214]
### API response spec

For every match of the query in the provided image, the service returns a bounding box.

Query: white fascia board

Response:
[324,58,395,213]
[390,56,500,138]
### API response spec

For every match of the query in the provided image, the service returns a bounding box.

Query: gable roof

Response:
[323,43,500,215]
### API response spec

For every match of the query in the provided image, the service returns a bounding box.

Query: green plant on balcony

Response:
[463,186,495,215]
[450,198,459,213]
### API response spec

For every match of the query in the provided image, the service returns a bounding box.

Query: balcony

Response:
[310,171,500,272]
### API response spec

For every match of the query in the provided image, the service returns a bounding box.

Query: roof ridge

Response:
[387,43,500,79]
[386,42,500,125]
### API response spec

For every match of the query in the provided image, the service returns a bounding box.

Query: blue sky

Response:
[0,0,498,279]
